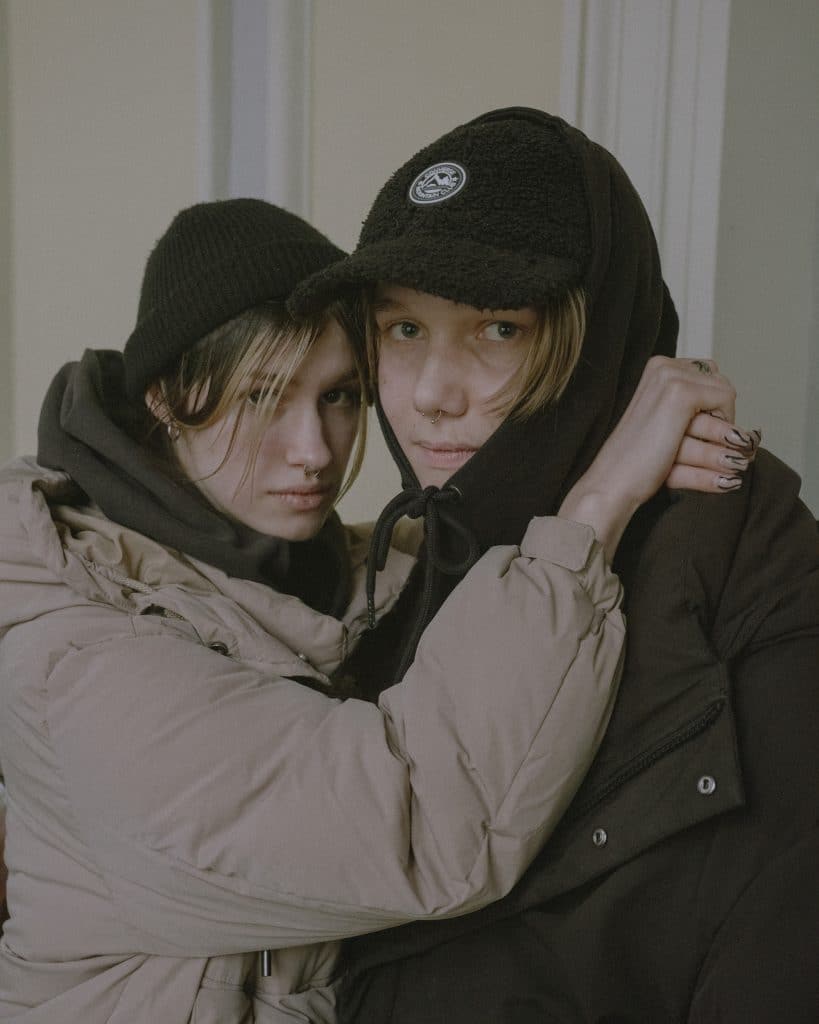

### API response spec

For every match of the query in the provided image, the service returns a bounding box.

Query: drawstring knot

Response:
[366,484,479,628]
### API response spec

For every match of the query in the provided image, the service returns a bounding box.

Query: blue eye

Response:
[382,321,420,341]
[484,321,520,341]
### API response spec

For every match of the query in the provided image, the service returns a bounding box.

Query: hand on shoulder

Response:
[560,357,760,560]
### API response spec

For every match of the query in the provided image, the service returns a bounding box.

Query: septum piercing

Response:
[303,466,320,479]
[420,410,442,424]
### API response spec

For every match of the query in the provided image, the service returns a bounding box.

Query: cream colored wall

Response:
[310,0,565,523]
[713,0,819,513]
[6,0,201,457]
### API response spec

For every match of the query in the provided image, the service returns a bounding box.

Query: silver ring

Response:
[303,465,320,479]
[421,409,442,424]
[692,359,712,375]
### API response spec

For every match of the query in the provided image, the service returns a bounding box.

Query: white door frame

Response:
[197,0,312,218]
[560,0,732,356]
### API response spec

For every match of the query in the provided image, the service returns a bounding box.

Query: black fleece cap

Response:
[290,108,592,315]
[123,198,345,401]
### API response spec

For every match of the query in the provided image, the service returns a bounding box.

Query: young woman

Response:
[291,108,818,1022]
[0,196,752,1024]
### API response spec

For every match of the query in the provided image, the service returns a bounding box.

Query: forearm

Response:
[43,518,623,952]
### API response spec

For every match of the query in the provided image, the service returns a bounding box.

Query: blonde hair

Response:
[489,287,586,420]
[364,287,586,421]
[145,299,368,504]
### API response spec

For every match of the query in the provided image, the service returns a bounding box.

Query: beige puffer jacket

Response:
[0,458,625,1022]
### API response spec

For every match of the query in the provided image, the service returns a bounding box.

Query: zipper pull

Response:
[260,949,271,977]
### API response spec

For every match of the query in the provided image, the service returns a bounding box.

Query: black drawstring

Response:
[366,484,479,629]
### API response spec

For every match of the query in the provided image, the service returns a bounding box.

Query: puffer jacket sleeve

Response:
[42,515,624,955]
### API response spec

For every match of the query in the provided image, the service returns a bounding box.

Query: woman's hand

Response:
[667,408,760,492]
[559,356,760,561]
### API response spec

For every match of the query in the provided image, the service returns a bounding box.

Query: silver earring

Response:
[166,422,180,442]
[304,465,320,479]
[421,409,442,424]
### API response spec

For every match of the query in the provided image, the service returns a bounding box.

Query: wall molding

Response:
[561,0,731,356]
[197,0,312,217]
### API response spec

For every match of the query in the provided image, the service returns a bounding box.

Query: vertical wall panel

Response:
[561,0,731,357]
[199,0,311,214]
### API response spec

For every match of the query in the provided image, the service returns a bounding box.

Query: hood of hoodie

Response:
[36,349,352,617]
[347,109,678,690]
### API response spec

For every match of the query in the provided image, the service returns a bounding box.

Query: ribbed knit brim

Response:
[124,199,346,401]
[290,110,591,315]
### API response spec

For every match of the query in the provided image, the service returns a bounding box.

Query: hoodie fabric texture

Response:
[0,349,630,1020]
[304,109,819,1021]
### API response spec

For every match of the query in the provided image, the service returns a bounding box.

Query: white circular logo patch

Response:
[409,162,467,205]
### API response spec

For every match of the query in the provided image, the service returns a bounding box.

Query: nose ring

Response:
[421,409,442,425]
[304,465,320,479]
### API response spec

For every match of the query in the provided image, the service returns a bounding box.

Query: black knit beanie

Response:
[123,198,346,401]
[290,108,591,315]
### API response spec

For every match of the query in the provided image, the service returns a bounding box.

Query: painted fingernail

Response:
[750,429,762,447]
[717,475,743,491]
[725,429,753,449]
[722,453,750,469]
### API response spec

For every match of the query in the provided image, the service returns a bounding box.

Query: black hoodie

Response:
[37,349,351,617]
[345,109,677,692]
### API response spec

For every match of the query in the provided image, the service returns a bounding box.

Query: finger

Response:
[688,357,719,376]
[676,436,752,474]
[686,413,761,455]
[683,357,737,422]
[666,465,744,494]
[639,356,737,423]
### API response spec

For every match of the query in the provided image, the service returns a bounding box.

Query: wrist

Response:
[557,485,640,563]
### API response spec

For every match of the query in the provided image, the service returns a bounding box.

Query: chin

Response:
[258,512,328,542]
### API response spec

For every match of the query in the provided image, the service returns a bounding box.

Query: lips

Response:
[271,485,334,510]
[414,442,480,471]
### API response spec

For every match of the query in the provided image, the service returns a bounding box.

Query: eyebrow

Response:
[242,368,360,391]
[326,370,361,387]
[372,297,409,315]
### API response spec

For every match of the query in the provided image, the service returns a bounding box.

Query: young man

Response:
[292,107,819,1023]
